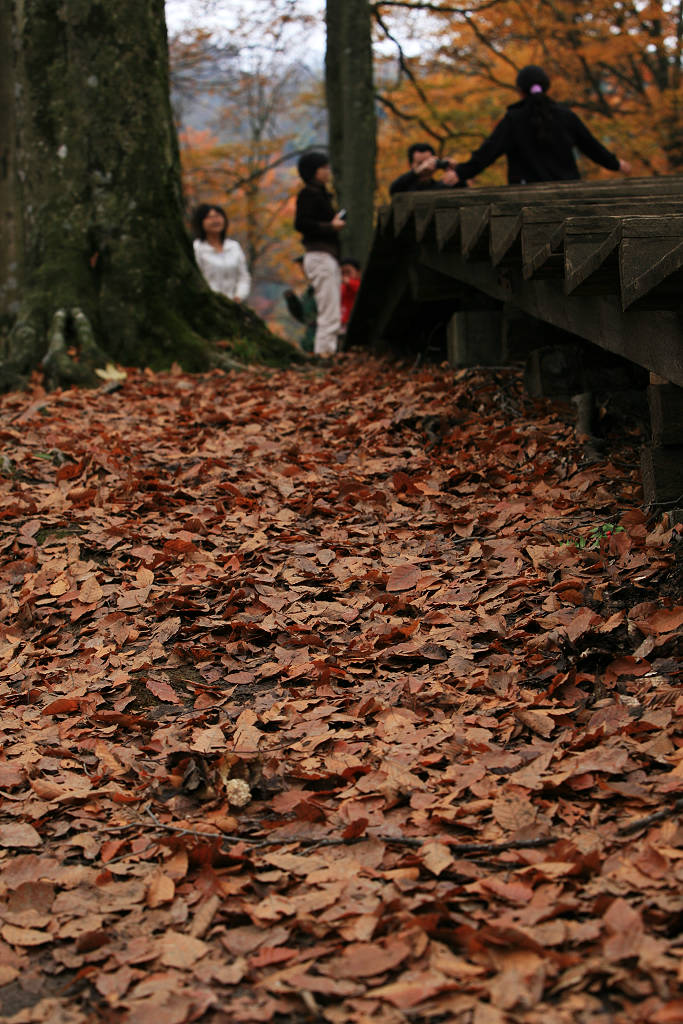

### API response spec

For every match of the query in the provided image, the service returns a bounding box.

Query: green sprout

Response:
[562,523,625,550]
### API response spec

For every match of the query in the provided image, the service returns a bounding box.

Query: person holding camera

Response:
[452,65,632,185]
[389,142,466,195]
[294,151,346,358]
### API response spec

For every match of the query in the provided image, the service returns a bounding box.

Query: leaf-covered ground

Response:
[0,356,681,1024]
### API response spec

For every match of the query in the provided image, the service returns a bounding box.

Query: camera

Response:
[435,159,452,170]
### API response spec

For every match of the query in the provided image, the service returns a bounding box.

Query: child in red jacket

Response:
[340,258,361,332]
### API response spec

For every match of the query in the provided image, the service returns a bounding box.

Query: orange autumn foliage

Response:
[373,0,683,196]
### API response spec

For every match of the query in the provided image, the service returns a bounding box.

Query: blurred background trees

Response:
[170,0,683,337]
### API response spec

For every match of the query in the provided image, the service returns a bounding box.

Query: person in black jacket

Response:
[453,65,632,185]
[389,142,465,195]
[294,151,345,357]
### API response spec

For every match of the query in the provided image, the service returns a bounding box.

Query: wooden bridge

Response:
[347,176,683,506]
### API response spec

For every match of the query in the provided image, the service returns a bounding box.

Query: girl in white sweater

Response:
[192,204,251,302]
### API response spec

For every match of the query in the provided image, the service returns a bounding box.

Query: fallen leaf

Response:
[159,931,209,968]
[0,823,41,848]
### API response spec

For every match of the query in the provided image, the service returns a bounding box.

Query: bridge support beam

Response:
[642,376,683,506]
[446,310,504,368]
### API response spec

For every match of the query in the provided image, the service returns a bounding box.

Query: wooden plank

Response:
[460,205,492,260]
[520,200,680,282]
[490,210,524,266]
[487,198,635,267]
[522,222,566,279]
[414,205,437,242]
[563,216,622,295]
[563,207,683,296]
[386,179,683,246]
[390,194,420,235]
[620,216,683,308]
[435,208,461,250]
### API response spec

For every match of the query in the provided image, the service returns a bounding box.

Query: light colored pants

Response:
[303,251,341,356]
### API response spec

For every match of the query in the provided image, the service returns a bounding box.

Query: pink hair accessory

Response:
[530,83,544,94]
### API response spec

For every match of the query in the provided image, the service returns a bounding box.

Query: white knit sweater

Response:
[193,238,251,301]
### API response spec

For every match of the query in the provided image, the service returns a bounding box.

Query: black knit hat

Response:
[516,65,550,95]
[297,151,330,183]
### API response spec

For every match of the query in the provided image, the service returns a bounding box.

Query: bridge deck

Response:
[347,177,683,387]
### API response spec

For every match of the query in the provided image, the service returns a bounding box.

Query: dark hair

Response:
[341,258,361,270]
[516,65,551,95]
[515,65,555,147]
[193,203,228,242]
[408,142,436,163]
[297,151,330,183]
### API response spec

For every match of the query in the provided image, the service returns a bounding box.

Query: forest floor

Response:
[0,354,681,1024]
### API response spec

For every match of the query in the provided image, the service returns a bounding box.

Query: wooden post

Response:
[641,375,683,505]
[446,310,503,368]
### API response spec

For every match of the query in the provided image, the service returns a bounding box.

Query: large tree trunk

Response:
[325,0,376,266]
[0,0,296,392]
[0,0,19,330]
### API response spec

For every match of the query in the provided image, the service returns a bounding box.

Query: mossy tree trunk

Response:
[0,0,296,392]
[0,0,19,329]
[325,0,376,267]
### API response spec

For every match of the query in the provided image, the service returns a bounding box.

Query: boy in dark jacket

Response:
[294,152,345,357]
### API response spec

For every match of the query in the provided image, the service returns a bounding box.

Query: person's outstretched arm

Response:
[454,117,510,182]
[567,110,630,173]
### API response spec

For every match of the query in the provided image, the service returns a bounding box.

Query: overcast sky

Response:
[164,0,325,46]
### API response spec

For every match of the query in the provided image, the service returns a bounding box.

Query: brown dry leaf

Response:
[145,676,181,704]
[146,872,175,908]
[386,564,421,592]
[326,938,412,979]
[371,970,454,1008]
[0,965,20,985]
[650,1001,683,1024]
[0,823,42,848]
[189,895,221,938]
[2,923,52,946]
[630,606,683,636]
[473,1003,510,1024]
[94,964,139,1001]
[49,577,70,597]
[79,575,104,603]
[603,897,644,961]
[158,931,209,968]
[0,763,26,788]
[191,725,225,752]
[421,841,455,876]
[514,708,555,737]
[492,795,538,831]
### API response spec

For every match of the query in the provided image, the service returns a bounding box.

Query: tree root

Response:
[208,349,249,373]
[41,308,109,388]
[0,298,306,394]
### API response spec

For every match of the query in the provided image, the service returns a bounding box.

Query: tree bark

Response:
[0,0,19,330]
[325,0,376,266]
[0,0,297,392]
